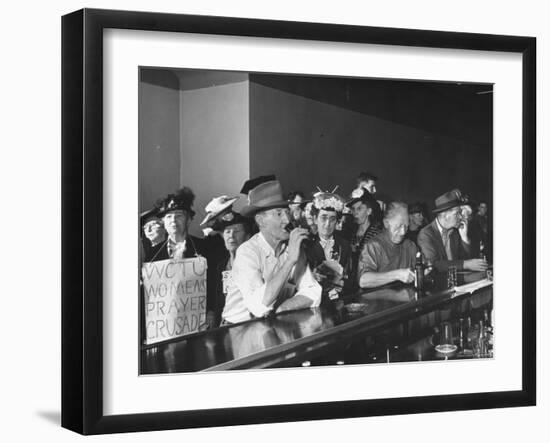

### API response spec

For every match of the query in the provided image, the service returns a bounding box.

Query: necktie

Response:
[319,237,335,261]
[442,229,454,260]
[168,239,186,259]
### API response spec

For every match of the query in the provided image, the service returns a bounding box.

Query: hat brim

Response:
[210,216,251,232]
[200,198,239,226]
[288,199,312,208]
[240,200,289,217]
[432,201,462,213]
[140,208,160,226]
[345,197,361,208]
[157,207,196,218]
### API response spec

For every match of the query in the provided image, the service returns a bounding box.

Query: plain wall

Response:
[249,76,492,210]
[138,69,181,212]
[179,81,250,235]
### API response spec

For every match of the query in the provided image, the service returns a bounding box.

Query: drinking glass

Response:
[435,322,458,354]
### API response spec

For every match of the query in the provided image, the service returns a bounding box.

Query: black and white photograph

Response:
[0,0,539,440]
[138,68,494,374]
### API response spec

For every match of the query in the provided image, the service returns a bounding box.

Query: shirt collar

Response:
[257,232,287,258]
[380,230,397,249]
[435,218,451,237]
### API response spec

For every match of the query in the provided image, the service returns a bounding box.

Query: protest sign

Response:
[141,257,207,345]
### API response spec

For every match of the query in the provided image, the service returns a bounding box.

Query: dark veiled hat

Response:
[156,187,196,218]
[139,207,161,227]
[208,210,252,232]
[345,187,378,208]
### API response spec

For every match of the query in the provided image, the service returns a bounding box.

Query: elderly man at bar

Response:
[231,179,322,320]
[358,202,418,288]
[417,189,488,273]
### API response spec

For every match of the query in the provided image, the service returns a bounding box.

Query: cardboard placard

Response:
[141,257,207,345]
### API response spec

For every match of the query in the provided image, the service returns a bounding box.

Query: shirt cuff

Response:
[242,283,274,318]
[296,267,322,307]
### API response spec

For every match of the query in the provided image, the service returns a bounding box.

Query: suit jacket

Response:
[306,233,353,296]
[417,220,472,272]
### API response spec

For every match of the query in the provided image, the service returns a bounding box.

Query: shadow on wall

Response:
[139,68,493,235]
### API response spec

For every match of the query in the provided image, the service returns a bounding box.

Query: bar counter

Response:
[140,271,493,374]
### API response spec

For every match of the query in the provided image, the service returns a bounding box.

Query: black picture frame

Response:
[61,8,536,435]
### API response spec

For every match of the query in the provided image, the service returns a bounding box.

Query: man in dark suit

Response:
[305,192,352,301]
[417,189,488,273]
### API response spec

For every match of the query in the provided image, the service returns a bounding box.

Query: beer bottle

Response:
[414,251,424,293]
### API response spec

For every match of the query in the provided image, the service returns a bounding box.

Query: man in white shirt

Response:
[228,180,322,323]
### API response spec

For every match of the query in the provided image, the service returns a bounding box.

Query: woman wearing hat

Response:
[143,187,206,262]
[305,192,352,301]
[405,202,428,245]
[286,190,309,229]
[200,195,253,327]
[346,187,383,289]
[139,208,167,264]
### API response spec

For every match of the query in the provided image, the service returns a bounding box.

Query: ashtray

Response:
[344,303,368,314]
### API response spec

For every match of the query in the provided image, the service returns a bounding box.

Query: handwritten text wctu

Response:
[141,257,207,344]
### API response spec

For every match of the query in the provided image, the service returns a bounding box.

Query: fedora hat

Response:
[433,188,468,213]
[240,180,289,217]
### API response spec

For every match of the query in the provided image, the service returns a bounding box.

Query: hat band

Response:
[250,194,287,208]
[434,200,461,212]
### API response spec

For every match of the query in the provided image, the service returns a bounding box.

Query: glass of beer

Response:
[435,322,458,354]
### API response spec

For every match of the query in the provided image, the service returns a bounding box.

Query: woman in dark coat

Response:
[200,195,253,328]
[143,187,206,262]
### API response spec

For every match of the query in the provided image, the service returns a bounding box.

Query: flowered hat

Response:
[312,192,346,213]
